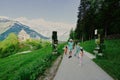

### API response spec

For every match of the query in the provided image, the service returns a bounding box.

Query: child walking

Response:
[74,43,81,57]
[64,45,68,55]
[79,48,84,66]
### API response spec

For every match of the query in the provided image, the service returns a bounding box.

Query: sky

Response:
[0,0,80,24]
[0,0,80,41]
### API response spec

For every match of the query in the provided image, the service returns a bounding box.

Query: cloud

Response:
[15,17,76,41]
[0,16,10,19]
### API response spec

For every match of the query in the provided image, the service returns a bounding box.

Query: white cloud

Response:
[0,16,10,19]
[15,17,76,41]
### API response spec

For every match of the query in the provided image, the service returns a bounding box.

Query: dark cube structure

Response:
[93,29,105,58]
[52,31,58,53]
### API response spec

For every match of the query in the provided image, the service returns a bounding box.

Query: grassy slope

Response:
[80,39,120,80]
[0,44,63,80]
[0,46,51,80]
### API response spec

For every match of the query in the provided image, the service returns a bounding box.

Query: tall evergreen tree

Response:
[74,0,120,41]
[69,28,75,40]
[75,0,91,41]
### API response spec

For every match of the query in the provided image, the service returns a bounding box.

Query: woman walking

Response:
[68,39,74,58]
[74,43,81,57]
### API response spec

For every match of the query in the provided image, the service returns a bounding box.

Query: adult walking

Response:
[74,43,81,57]
[68,39,74,58]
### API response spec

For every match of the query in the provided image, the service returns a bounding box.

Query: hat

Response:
[69,39,73,41]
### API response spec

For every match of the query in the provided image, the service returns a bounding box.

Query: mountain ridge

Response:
[0,18,49,41]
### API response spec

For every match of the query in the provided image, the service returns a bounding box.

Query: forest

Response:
[70,0,120,41]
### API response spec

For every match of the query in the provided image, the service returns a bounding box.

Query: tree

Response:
[102,0,120,36]
[75,0,92,41]
[69,28,75,40]
[74,0,120,41]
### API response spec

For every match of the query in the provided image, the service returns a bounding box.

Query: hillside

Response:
[0,42,65,80]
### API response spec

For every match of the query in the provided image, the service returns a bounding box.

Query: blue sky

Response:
[0,0,80,24]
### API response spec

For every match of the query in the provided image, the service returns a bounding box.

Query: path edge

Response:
[37,55,63,80]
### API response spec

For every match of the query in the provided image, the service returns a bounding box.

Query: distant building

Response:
[18,29,30,42]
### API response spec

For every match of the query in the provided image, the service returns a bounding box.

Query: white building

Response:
[18,29,30,42]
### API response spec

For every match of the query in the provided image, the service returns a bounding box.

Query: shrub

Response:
[25,39,42,50]
[57,42,66,55]
[41,40,51,47]
[18,43,31,52]
[0,33,19,57]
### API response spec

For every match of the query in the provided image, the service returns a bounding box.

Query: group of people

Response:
[64,39,84,66]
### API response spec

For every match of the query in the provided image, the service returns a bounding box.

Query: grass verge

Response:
[80,39,120,80]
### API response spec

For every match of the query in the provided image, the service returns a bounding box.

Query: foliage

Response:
[80,40,95,54]
[18,43,31,52]
[74,0,120,41]
[69,28,76,40]
[0,33,19,57]
[19,39,50,52]
[41,40,51,47]
[25,39,42,50]
[57,42,67,55]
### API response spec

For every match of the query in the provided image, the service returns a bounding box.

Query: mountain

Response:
[15,17,76,41]
[0,16,76,41]
[0,18,14,34]
[0,18,49,41]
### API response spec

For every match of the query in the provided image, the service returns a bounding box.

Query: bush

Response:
[57,42,67,55]
[25,39,42,50]
[18,43,31,52]
[41,41,51,47]
[80,40,95,54]
[0,33,19,58]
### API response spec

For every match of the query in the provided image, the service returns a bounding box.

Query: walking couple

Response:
[64,39,84,65]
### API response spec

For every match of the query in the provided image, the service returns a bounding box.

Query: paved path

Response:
[16,50,31,54]
[54,49,113,80]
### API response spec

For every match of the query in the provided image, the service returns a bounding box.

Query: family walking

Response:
[64,39,84,66]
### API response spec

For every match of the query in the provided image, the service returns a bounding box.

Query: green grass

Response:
[0,45,61,80]
[80,39,120,80]
[80,40,96,54]
[57,42,67,54]
[94,59,120,80]
[18,45,31,52]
